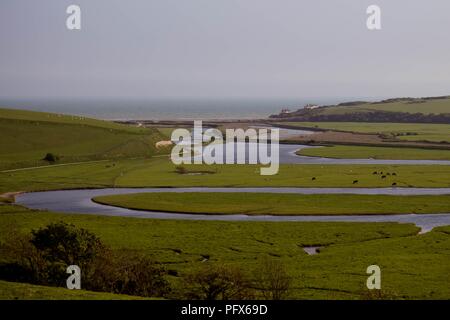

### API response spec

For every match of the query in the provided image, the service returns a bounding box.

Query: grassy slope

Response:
[2,158,450,193]
[297,145,450,160]
[0,108,146,132]
[322,97,450,115]
[348,99,450,114]
[0,108,167,170]
[93,193,450,216]
[1,204,449,299]
[280,122,450,143]
[0,280,146,300]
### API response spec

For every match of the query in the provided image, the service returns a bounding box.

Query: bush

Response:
[175,166,188,174]
[0,232,48,284]
[29,222,105,286]
[43,153,59,162]
[86,250,170,297]
[253,258,291,300]
[180,264,254,300]
[0,223,171,298]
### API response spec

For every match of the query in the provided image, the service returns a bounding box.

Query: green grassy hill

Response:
[0,108,167,170]
[271,96,450,123]
[0,280,147,300]
[0,108,146,132]
[280,122,450,143]
[339,97,450,115]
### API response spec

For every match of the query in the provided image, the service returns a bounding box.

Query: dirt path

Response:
[0,160,111,173]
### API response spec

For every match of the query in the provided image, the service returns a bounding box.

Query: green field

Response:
[0,108,148,132]
[297,145,450,160]
[0,108,167,170]
[0,280,147,300]
[319,97,450,115]
[2,157,450,194]
[279,122,450,143]
[1,108,450,300]
[346,98,450,115]
[1,204,449,299]
[93,193,450,216]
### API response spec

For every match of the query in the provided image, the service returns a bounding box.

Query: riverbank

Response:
[15,188,450,232]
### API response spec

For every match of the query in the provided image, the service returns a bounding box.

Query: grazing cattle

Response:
[381,175,386,179]
[392,173,397,176]
[312,177,316,181]
[373,171,378,175]
[353,180,359,184]
[392,182,397,186]
[387,173,391,176]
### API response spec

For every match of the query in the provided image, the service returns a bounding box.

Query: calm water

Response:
[0,98,340,120]
[16,187,450,233]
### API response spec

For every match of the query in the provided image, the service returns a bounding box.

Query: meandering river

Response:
[13,127,450,233]
[16,187,450,233]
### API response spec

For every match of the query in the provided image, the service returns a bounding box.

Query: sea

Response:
[0,97,344,121]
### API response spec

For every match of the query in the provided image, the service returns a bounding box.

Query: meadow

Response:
[279,122,450,143]
[1,107,449,300]
[0,280,146,300]
[0,108,166,170]
[0,108,148,132]
[343,98,450,115]
[2,157,450,194]
[1,204,449,299]
[297,145,450,160]
[93,192,450,216]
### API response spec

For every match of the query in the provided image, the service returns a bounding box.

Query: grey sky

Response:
[1,0,449,100]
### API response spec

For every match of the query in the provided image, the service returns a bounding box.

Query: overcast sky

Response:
[1,0,449,100]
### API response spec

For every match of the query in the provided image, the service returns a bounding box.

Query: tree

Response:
[253,258,291,300]
[1,223,171,298]
[182,264,253,300]
[87,251,171,297]
[30,222,105,285]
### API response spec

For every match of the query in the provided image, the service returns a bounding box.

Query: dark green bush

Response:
[43,153,59,162]
[0,223,171,298]
[180,264,254,300]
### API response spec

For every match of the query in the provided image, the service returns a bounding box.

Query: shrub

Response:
[0,223,171,298]
[175,166,188,174]
[30,222,105,286]
[0,232,48,284]
[86,250,171,297]
[43,153,59,162]
[181,264,254,300]
[253,258,291,300]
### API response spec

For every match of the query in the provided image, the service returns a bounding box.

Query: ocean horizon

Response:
[0,97,357,121]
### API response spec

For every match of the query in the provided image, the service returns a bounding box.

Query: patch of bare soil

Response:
[285,131,450,149]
